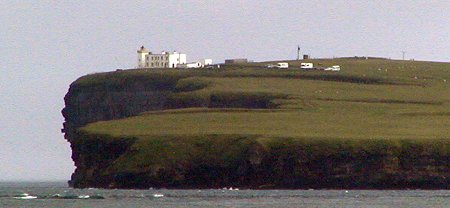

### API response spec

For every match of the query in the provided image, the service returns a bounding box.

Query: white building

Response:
[137,46,187,68]
[177,59,213,68]
[178,62,203,68]
[202,59,212,66]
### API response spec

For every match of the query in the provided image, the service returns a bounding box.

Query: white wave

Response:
[78,195,90,199]
[14,193,37,200]
[153,194,164,198]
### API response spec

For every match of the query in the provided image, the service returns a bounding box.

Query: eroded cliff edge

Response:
[62,71,181,187]
[62,68,449,189]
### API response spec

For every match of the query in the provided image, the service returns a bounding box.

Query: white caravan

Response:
[276,62,289,69]
[300,63,314,69]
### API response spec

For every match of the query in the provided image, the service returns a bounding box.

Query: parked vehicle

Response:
[325,65,340,71]
[330,65,340,71]
[300,63,313,69]
[276,62,289,69]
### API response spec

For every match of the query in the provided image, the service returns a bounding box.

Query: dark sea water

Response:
[0,182,448,208]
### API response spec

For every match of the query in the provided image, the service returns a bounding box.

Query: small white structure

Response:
[137,46,187,68]
[178,62,202,68]
[276,62,289,69]
[178,59,213,68]
[201,59,213,66]
[301,63,314,69]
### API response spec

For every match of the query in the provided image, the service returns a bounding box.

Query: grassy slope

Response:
[83,59,449,139]
[79,59,449,174]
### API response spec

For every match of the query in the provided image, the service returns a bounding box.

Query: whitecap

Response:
[153,194,164,198]
[78,195,90,199]
[14,193,37,200]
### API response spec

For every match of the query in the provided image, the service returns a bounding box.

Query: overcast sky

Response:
[0,1,449,181]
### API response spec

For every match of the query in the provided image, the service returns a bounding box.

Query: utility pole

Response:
[401,51,406,60]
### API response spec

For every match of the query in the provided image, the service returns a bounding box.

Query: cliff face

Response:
[62,70,449,189]
[62,72,180,186]
[63,90,169,139]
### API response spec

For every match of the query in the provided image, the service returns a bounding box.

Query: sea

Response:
[0,182,448,208]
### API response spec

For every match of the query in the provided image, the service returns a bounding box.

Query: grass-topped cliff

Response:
[63,58,449,189]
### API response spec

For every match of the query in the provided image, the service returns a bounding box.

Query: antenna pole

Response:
[401,51,406,60]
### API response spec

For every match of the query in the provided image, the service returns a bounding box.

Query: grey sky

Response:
[0,1,449,181]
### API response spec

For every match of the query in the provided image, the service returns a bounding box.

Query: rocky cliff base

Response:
[70,133,448,189]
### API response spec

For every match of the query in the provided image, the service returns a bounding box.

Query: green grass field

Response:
[82,58,449,141]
